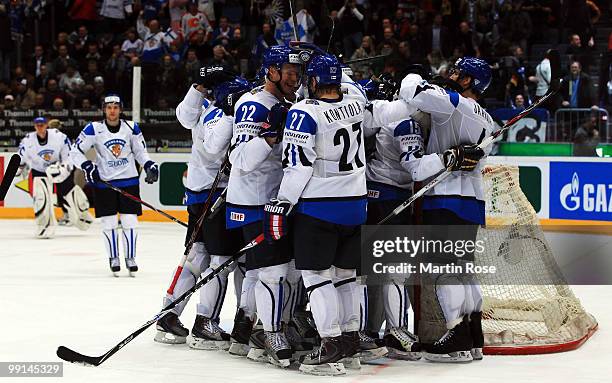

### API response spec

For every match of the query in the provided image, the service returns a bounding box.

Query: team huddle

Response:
[18,43,495,375]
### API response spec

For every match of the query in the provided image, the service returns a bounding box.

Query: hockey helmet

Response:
[261,45,303,76]
[306,54,342,86]
[452,57,492,94]
[214,76,253,106]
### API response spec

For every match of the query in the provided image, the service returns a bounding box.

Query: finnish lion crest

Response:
[104,139,126,158]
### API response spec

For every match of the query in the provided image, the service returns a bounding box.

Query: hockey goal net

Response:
[414,165,598,355]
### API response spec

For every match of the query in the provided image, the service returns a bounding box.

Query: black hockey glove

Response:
[81,160,100,184]
[220,88,250,116]
[197,65,236,88]
[263,199,293,242]
[443,144,485,172]
[144,161,159,183]
[259,102,290,144]
[377,72,399,101]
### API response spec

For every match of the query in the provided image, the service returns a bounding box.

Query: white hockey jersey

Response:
[18,128,72,173]
[366,117,423,202]
[277,82,369,225]
[225,86,285,229]
[175,86,230,205]
[398,73,494,224]
[70,119,152,188]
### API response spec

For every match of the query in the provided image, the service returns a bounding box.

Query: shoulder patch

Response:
[83,123,95,136]
[305,99,319,105]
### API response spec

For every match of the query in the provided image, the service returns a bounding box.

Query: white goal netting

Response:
[415,165,598,354]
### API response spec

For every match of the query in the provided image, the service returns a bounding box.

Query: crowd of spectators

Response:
[0,0,609,116]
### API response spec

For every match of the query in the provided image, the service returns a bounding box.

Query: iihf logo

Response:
[38,149,54,162]
[104,139,126,158]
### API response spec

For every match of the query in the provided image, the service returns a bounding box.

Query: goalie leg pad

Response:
[64,186,93,231]
[33,177,56,238]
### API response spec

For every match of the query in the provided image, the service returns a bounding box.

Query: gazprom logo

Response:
[559,172,580,211]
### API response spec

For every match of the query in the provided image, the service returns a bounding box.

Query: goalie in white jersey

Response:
[70,95,159,276]
[395,58,494,362]
[18,117,93,237]
[264,54,387,376]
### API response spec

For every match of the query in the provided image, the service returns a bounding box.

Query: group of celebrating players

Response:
[18,42,495,375]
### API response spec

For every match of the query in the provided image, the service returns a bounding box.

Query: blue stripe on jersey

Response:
[93,177,140,189]
[295,197,367,225]
[184,188,223,206]
[286,110,317,134]
[202,98,211,108]
[203,107,224,124]
[235,101,269,123]
[422,196,485,224]
[83,123,95,136]
[132,122,142,135]
[445,90,460,108]
[226,204,264,229]
[393,119,418,137]
[367,181,411,201]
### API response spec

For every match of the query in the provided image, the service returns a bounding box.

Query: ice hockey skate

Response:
[263,330,292,368]
[423,317,474,363]
[384,327,422,361]
[246,327,268,363]
[109,258,120,277]
[469,312,484,360]
[299,336,346,376]
[154,312,188,344]
[228,309,254,356]
[188,315,231,350]
[125,258,138,276]
[355,330,388,362]
[284,321,314,359]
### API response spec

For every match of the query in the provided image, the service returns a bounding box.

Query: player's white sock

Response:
[435,274,466,329]
[167,241,209,316]
[239,269,258,319]
[101,215,119,261]
[197,253,235,319]
[282,260,301,323]
[302,268,341,338]
[255,263,288,332]
[333,267,360,332]
[383,279,409,329]
[120,214,138,262]
[233,256,246,308]
[357,277,368,332]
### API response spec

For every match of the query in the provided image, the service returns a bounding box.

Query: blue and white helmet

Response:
[213,76,252,106]
[261,45,303,77]
[454,57,492,94]
[306,54,342,86]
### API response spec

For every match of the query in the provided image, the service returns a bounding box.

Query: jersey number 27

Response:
[334,122,364,172]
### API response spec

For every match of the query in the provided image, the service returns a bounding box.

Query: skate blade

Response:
[267,355,291,368]
[471,348,483,360]
[386,347,422,361]
[358,346,389,362]
[423,351,473,363]
[154,330,187,344]
[188,336,230,350]
[112,272,119,278]
[129,271,136,277]
[339,356,361,370]
[299,362,346,376]
[246,347,268,363]
[228,342,250,356]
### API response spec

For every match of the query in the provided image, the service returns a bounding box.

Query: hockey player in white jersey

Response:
[395,57,493,362]
[154,69,252,346]
[18,117,92,237]
[70,94,159,276]
[224,45,306,367]
[264,54,387,376]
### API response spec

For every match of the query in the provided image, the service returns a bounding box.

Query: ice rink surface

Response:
[1,219,611,383]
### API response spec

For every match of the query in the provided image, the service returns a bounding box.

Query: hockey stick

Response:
[100,180,188,228]
[0,154,20,201]
[165,159,229,295]
[378,51,561,224]
[56,233,264,367]
[344,54,390,65]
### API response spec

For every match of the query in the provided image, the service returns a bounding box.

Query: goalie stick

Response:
[0,154,20,201]
[56,233,264,367]
[378,50,561,224]
[100,180,188,228]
